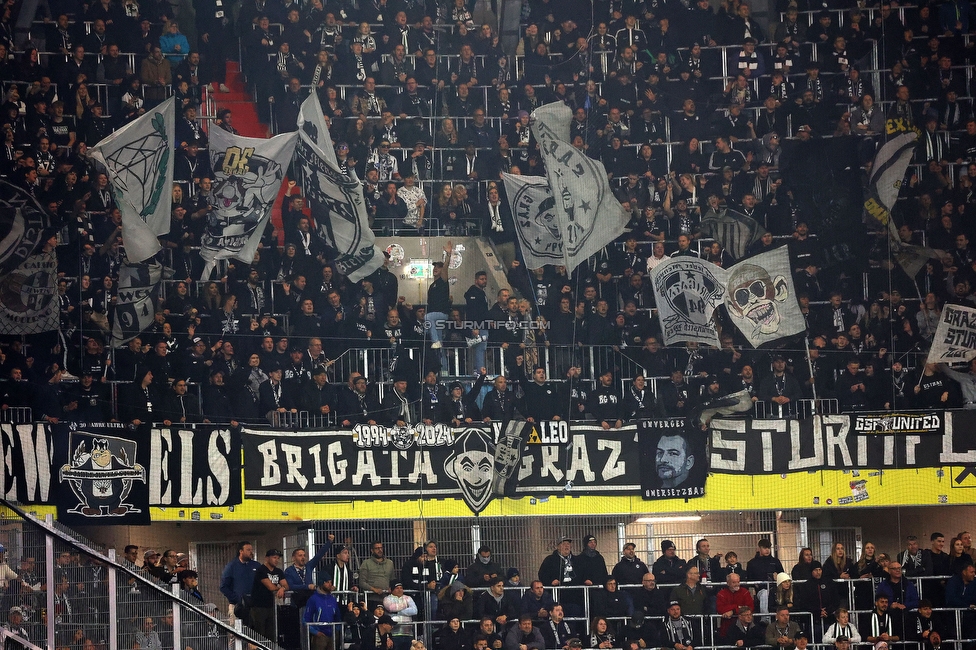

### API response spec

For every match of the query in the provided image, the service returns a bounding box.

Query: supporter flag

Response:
[699,207,766,261]
[723,246,805,348]
[0,250,59,335]
[692,389,755,429]
[927,304,976,364]
[501,173,564,269]
[294,93,383,282]
[0,180,49,276]
[90,96,175,236]
[117,195,161,263]
[864,130,918,234]
[200,127,298,279]
[649,256,726,347]
[111,260,165,345]
[530,102,629,273]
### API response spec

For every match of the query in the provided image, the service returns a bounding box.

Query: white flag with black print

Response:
[501,172,564,269]
[200,127,298,279]
[90,96,175,236]
[927,304,976,364]
[0,250,59,335]
[294,92,383,282]
[530,102,629,273]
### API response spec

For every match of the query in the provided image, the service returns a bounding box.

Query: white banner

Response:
[723,247,805,347]
[111,260,165,345]
[927,304,976,364]
[294,93,383,282]
[501,173,563,269]
[90,97,175,236]
[200,128,298,278]
[530,102,629,272]
[650,256,726,347]
[0,251,59,335]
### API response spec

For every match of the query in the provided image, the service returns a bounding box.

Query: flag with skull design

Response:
[722,247,805,347]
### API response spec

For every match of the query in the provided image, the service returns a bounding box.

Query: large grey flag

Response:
[90,97,175,236]
[530,102,629,272]
[723,246,805,347]
[649,256,726,347]
[200,127,297,279]
[699,207,766,260]
[294,93,384,282]
[651,247,804,348]
[111,260,164,345]
[501,173,563,269]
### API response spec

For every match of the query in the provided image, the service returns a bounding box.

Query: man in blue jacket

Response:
[219,542,261,623]
[305,577,343,650]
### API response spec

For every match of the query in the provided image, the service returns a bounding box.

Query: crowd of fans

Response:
[4,0,976,427]
[10,529,975,650]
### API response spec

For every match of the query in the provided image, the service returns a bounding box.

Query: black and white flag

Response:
[501,173,564,269]
[0,250,59,335]
[927,304,976,364]
[0,180,48,276]
[295,93,384,282]
[699,207,765,260]
[200,127,297,278]
[530,102,629,273]
[111,260,165,344]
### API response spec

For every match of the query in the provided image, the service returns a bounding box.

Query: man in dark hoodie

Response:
[538,537,583,616]
[466,546,504,589]
[613,543,651,591]
[794,561,838,642]
[746,539,785,584]
[653,540,687,587]
[577,535,610,587]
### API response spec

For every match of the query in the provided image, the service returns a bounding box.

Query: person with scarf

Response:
[539,537,583,616]
[363,614,396,650]
[727,607,765,647]
[898,536,927,578]
[380,377,415,426]
[823,608,861,644]
[660,601,696,650]
[765,605,800,650]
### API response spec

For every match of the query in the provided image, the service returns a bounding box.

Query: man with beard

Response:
[633,573,671,619]
[577,536,609,587]
[360,541,397,609]
[285,534,336,608]
[655,434,696,490]
[613,545,651,591]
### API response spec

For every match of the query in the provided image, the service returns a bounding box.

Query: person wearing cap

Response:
[383,581,418,650]
[575,535,608,588]
[716,573,754,638]
[3,605,28,644]
[440,376,483,426]
[795,560,839,641]
[538,538,583,614]
[653,541,687,586]
[258,363,299,423]
[766,605,801,649]
[612,544,651,591]
[363,613,396,650]
[61,369,111,422]
[178,569,203,602]
[726,606,763,647]
[661,599,696,650]
[588,369,622,429]
[250,548,289,637]
[305,574,343,650]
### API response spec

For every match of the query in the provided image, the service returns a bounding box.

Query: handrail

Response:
[0,498,281,650]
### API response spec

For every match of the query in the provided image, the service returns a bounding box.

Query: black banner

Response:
[0,421,54,504]
[148,425,242,507]
[54,423,151,525]
[708,411,973,475]
[638,419,708,500]
[241,421,642,513]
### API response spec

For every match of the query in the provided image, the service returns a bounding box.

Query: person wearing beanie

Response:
[383,581,418,650]
[505,567,522,588]
[440,377,483,426]
[577,535,609,587]
[795,560,839,641]
[653,540,687,586]
[363,614,396,650]
[437,580,473,622]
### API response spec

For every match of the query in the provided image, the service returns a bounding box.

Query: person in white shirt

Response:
[646,242,670,273]
[383,581,419,650]
[397,172,426,233]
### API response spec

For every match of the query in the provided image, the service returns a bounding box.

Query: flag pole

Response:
[804,336,818,413]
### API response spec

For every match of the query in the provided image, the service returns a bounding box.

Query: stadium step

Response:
[212,60,268,138]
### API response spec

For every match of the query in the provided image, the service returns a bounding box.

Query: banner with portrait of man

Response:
[637,419,708,500]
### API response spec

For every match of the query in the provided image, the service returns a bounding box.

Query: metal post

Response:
[471,524,482,559]
[617,523,627,556]
[308,528,317,585]
[171,584,183,650]
[799,517,808,549]
[108,549,118,650]
[44,519,55,649]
